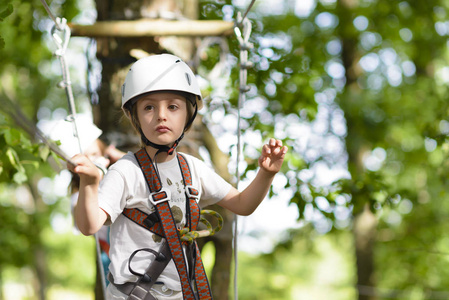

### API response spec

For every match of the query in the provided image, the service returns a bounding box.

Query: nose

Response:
[157,107,167,121]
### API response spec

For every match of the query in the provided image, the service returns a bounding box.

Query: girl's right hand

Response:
[68,154,102,186]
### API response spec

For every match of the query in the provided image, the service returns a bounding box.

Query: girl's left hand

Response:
[259,138,288,174]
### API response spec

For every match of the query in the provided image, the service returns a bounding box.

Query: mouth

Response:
[156,125,170,133]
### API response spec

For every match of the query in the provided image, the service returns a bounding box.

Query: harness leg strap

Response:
[125,240,172,300]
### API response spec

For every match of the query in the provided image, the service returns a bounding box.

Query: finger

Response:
[271,145,281,156]
[271,145,287,160]
[75,164,98,176]
[271,140,284,151]
[281,146,288,154]
[261,144,271,156]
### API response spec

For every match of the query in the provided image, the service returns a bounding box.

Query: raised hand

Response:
[259,138,288,174]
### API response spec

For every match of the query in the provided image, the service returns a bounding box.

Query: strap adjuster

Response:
[149,188,171,206]
[185,186,199,200]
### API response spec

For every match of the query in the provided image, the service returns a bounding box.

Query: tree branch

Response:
[69,19,234,37]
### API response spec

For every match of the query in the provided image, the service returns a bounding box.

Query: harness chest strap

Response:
[121,149,212,300]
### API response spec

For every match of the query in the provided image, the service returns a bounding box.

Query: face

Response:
[85,139,110,168]
[136,92,188,148]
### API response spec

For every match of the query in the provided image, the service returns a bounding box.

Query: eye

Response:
[168,104,179,110]
[144,105,154,111]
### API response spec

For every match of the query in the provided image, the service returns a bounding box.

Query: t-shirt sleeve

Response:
[189,156,233,208]
[98,167,128,223]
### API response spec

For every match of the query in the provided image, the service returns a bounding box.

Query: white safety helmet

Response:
[37,114,102,158]
[121,54,203,110]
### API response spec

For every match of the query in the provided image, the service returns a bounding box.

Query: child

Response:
[69,137,124,291]
[68,54,288,300]
[40,116,125,290]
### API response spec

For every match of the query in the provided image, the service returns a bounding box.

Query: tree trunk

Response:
[33,248,47,300]
[353,205,378,300]
[337,0,378,299]
[92,1,233,298]
[26,182,47,300]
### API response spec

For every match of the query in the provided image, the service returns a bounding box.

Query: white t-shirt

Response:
[98,151,232,291]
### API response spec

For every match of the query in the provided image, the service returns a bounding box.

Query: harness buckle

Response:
[185,186,199,200]
[149,188,171,206]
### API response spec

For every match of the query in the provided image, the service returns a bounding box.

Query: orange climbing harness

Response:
[113,148,222,300]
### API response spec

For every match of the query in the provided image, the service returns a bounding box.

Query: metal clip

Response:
[51,18,70,57]
[234,12,253,50]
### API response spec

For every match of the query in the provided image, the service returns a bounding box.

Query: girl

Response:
[69,54,287,300]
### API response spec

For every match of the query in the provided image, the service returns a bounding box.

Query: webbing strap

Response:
[131,149,212,300]
[177,154,211,297]
[123,207,164,237]
[125,240,171,300]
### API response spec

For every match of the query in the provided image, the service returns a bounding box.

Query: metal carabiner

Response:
[234,12,253,50]
[51,18,70,57]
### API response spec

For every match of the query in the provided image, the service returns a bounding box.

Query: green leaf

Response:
[0,3,13,50]
[6,147,25,173]
[39,144,51,161]
[0,4,13,22]
[19,133,32,149]
[12,171,27,184]
[4,129,21,146]
[50,151,64,169]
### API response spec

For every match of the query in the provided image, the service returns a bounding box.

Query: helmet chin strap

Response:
[139,129,183,186]
[140,130,183,156]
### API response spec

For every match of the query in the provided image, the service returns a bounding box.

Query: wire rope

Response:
[233,1,255,298]
[38,2,107,298]
[39,0,63,31]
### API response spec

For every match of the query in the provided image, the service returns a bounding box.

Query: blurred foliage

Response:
[0,1,13,49]
[201,0,449,298]
[237,227,355,300]
[3,0,449,298]
[0,0,95,299]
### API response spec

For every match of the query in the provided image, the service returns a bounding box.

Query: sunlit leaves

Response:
[0,3,13,22]
[0,1,13,49]
[0,125,49,184]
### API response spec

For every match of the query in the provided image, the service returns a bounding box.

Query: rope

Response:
[50,23,83,154]
[233,2,255,299]
[179,210,224,243]
[236,0,257,27]
[39,0,63,31]
[1,96,77,166]
[39,0,82,153]
[39,2,107,298]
